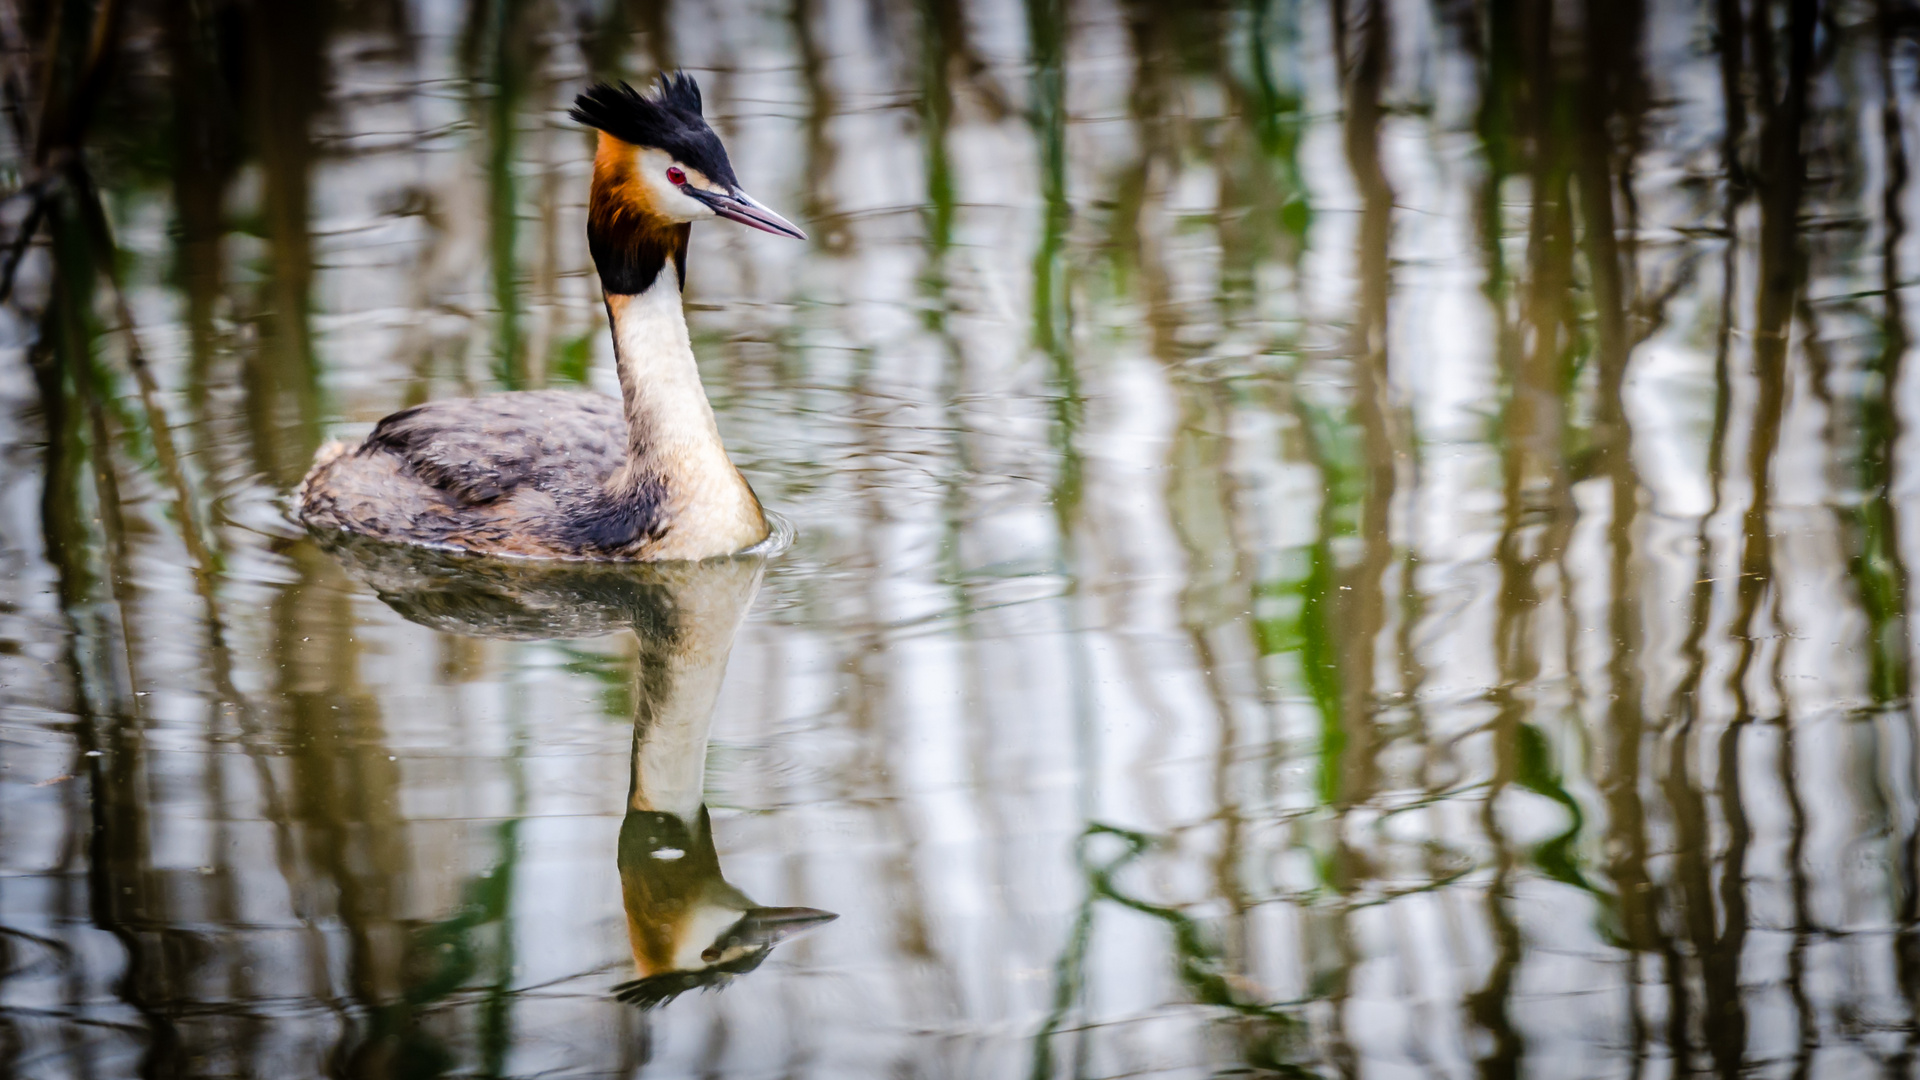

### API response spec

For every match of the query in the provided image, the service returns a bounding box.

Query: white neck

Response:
[608,276,726,465]
[606,276,768,559]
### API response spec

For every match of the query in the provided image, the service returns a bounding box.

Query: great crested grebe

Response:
[297,73,803,561]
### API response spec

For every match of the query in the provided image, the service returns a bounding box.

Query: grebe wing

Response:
[361,391,627,505]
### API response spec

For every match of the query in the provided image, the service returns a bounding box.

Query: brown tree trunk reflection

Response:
[242,0,325,486]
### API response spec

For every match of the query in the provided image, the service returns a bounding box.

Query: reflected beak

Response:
[690,187,807,240]
[736,906,837,946]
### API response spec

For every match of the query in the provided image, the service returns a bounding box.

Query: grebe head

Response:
[571,75,804,240]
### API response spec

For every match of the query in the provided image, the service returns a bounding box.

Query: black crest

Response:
[570,74,737,188]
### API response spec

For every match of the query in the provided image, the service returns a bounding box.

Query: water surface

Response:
[1,0,1916,1076]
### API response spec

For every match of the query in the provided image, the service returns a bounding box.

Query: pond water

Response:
[1,0,1916,1076]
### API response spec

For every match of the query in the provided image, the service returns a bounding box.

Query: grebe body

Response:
[297,74,802,561]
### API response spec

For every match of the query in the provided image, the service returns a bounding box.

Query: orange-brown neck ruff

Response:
[590,132,690,296]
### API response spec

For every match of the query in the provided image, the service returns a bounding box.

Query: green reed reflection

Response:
[1036,824,1320,1080]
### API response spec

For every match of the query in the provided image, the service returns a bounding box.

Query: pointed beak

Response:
[736,906,837,946]
[691,187,807,240]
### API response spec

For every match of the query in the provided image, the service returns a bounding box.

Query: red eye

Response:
[666,166,685,186]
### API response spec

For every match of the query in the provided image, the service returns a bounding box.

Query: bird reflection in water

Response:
[312,534,836,1009]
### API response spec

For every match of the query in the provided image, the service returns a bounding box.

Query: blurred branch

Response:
[3,4,311,933]
[67,162,220,576]
[0,0,221,579]
[0,173,51,299]
[0,0,125,305]
[63,151,329,1017]
[33,0,125,162]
